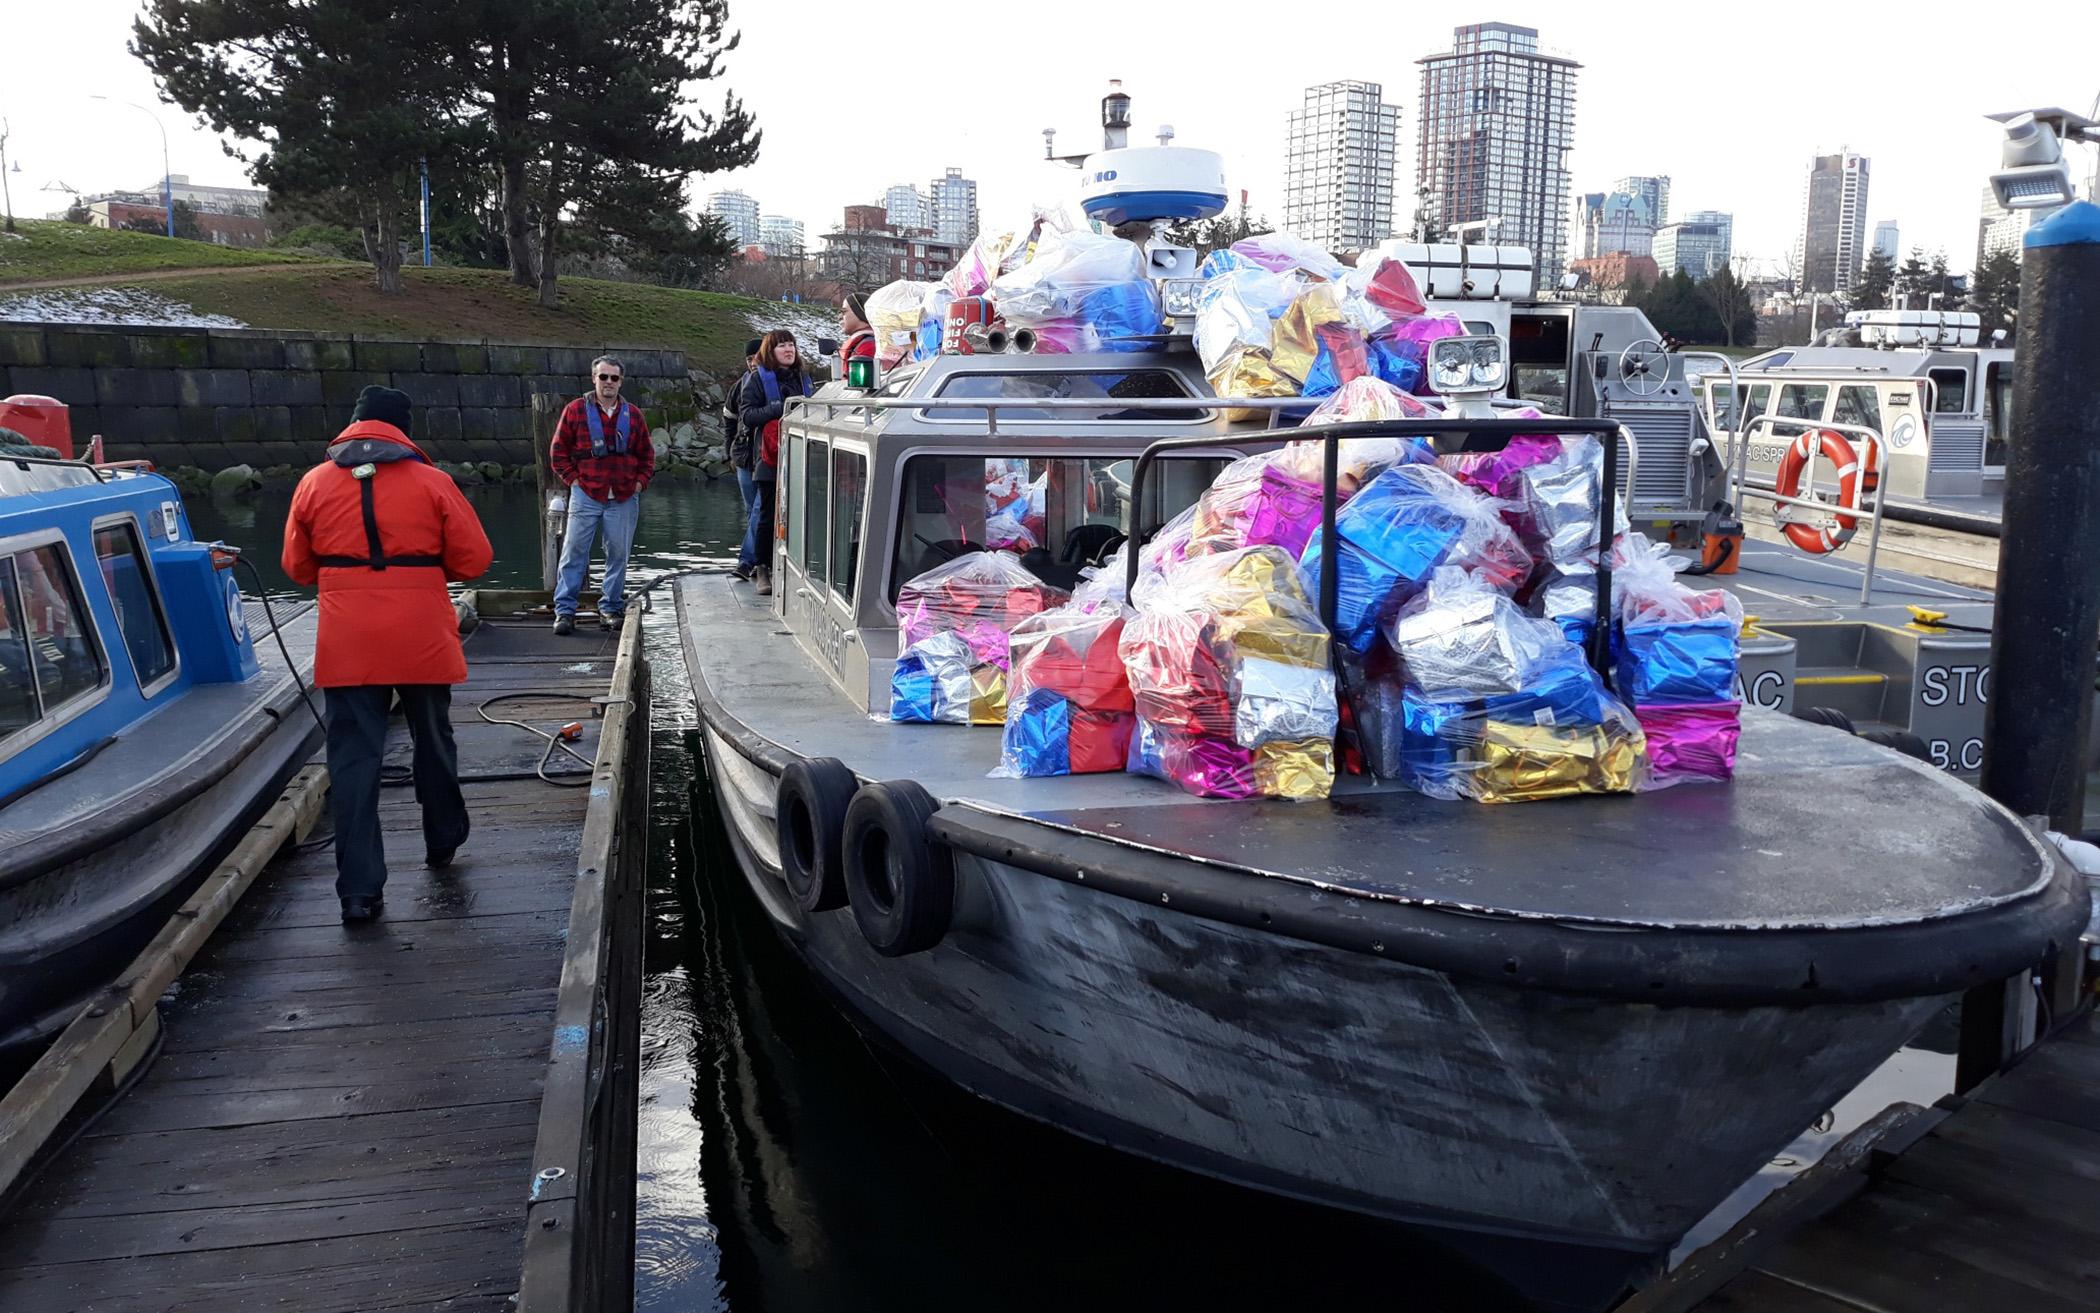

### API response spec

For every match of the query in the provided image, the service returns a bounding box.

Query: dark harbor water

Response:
[189,476,1957,1313]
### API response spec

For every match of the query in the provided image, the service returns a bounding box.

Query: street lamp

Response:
[90,95,174,239]
[0,119,15,234]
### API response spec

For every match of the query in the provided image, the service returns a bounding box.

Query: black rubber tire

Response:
[1861,728,1933,763]
[842,780,954,957]
[1800,706,1857,735]
[775,758,857,912]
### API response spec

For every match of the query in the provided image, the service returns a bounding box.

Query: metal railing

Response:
[1731,415,1891,604]
[1122,416,1637,677]
[1679,352,1744,497]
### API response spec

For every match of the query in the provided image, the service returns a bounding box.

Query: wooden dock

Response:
[1624,1008,2100,1313]
[0,605,646,1313]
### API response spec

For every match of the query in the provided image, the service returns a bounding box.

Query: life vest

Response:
[583,399,635,457]
[757,368,812,471]
[314,438,443,571]
[843,330,875,361]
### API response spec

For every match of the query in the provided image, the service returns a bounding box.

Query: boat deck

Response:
[679,571,2053,937]
[1625,1009,2100,1312]
[0,615,625,1313]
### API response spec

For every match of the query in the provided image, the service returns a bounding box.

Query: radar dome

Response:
[1078,146,1227,227]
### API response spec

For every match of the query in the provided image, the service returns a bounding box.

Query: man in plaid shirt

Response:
[549,353,655,634]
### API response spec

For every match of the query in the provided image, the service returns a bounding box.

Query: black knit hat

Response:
[743,338,763,358]
[351,385,413,435]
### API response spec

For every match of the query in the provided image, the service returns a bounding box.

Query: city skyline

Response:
[1281,80,1401,254]
[12,1,2087,278]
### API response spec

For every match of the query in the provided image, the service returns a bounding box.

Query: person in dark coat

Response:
[282,386,494,923]
[736,330,812,597]
[727,338,764,581]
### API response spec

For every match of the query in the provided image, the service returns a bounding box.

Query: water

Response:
[187,477,1955,1313]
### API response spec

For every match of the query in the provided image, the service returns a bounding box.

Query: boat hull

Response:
[697,725,1945,1261]
[0,709,319,1051]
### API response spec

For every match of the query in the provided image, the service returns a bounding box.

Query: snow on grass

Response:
[0,286,248,328]
[744,302,839,345]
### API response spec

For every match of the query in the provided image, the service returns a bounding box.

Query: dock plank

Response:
[0,617,611,1312]
[1660,1011,2100,1312]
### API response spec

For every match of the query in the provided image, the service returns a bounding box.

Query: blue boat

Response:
[0,452,319,1053]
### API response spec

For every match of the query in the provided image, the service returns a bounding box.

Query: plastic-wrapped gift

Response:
[867,279,937,370]
[1253,739,1335,800]
[1442,430,1561,499]
[1194,268,1302,373]
[943,230,1018,300]
[1379,314,1466,395]
[1480,653,1612,729]
[1075,280,1163,350]
[969,664,1008,725]
[1615,533,1746,630]
[1120,606,1238,738]
[1272,283,1348,383]
[989,229,1147,323]
[1206,349,1297,402]
[1637,701,1741,788]
[1232,655,1339,747]
[1534,566,1600,648]
[1243,463,1324,559]
[1301,320,1371,396]
[1304,375,1438,427]
[1385,567,1579,699]
[890,632,976,724]
[1228,232,1346,281]
[1159,730,1263,800]
[1068,707,1135,774]
[997,688,1072,777]
[1127,716,1167,778]
[1011,609,1134,712]
[896,550,1068,650]
[1618,617,1740,706]
[1198,248,1258,279]
[1365,338,1425,394]
[1467,720,1642,802]
[1395,690,1477,797]
[1510,437,1632,566]
[1347,253,1428,320]
[1186,452,1271,558]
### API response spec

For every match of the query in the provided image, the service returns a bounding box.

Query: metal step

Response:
[1794,665,1890,723]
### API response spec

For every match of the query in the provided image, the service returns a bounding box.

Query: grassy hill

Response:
[0,218,326,280]
[0,223,834,374]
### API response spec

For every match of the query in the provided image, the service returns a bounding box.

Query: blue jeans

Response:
[554,488,640,617]
[736,467,762,568]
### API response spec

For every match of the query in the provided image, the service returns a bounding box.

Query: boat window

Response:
[1774,384,1828,421]
[4,543,105,724]
[1928,368,1969,413]
[0,563,34,740]
[829,447,866,604]
[803,439,829,586]
[1986,366,2014,467]
[94,521,177,691]
[1833,385,1883,436]
[927,371,1204,423]
[891,454,1229,599]
[782,437,801,570]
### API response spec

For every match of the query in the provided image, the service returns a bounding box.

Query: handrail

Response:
[1122,416,1635,678]
[1735,414,1891,604]
[1678,352,1744,500]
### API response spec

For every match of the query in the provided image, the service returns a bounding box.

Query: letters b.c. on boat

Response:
[674,140,2083,1307]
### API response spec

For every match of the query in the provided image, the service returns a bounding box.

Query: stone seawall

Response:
[0,322,711,472]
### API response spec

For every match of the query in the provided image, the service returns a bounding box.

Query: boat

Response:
[672,103,2085,1309]
[0,437,320,1054]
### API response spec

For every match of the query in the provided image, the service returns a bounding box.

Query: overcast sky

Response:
[9,1,2095,275]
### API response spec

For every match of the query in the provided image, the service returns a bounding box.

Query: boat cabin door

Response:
[1507,308,1574,412]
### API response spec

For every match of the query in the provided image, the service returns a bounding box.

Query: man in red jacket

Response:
[549,354,654,634]
[283,386,495,923]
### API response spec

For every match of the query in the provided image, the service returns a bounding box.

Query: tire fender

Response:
[775,757,857,912]
[842,779,954,956]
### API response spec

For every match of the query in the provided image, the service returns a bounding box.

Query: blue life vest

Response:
[583,400,634,457]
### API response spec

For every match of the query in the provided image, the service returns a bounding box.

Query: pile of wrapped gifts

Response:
[1610,535,1745,787]
[995,581,1136,778]
[890,552,1067,725]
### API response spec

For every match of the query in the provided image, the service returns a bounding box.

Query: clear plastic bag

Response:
[1344,253,1427,322]
[868,279,937,370]
[990,228,1148,324]
[891,550,1068,724]
[1377,313,1465,395]
[1229,231,1346,282]
[913,285,957,362]
[1194,266,1305,373]
[1504,436,1632,567]
[994,605,1137,777]
[1304,376,1438,427]
[1385,567,1586,700]
[1272,283,1348,384]
[1300,464,1530,654]
[1120,546,1337,800]
[943,230,1017,300]
[1611,533,1744,709]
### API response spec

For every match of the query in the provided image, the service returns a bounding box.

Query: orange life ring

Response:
[1774,427,1876,554]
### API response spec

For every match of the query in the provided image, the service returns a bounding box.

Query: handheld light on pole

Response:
[90,95,174,239]
[420,157,431,268]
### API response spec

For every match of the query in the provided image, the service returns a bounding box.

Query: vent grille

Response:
[1929,418,1986,472]
[1610,406,1694,510]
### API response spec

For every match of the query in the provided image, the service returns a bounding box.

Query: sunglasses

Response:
[597,373,623,382]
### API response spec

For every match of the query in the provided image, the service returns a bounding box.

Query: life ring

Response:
[842,780,954,956]
[1774,428,1876,554]
[775,758,857,912]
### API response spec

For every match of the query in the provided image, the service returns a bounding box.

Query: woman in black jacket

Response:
[737,329,812,596]
[726,339,762,580]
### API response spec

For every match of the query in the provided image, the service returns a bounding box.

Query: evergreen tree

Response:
[1968,249,2021,341]
[1851,249,1895,311]
[1892,247,1932,306]
[1696,266,1758,347]
[133,0,464,293]
[1927,251,1960,308]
